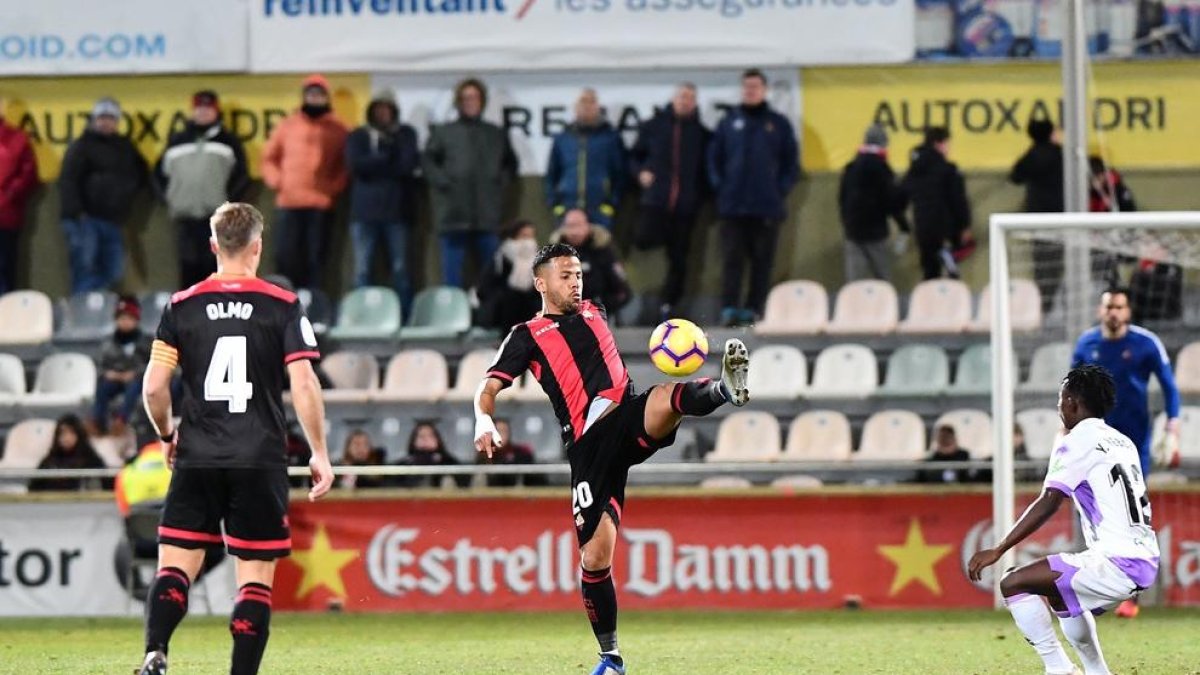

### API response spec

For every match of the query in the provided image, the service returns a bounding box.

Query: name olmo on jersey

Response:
[366,525,832,597]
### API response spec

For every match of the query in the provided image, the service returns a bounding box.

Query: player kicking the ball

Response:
[969,365,1159,675]
[475,243,749,675]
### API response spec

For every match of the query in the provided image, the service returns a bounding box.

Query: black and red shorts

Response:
[568,389,677,547]
[158,467,291,560]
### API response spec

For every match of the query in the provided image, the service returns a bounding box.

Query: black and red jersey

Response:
[150,276,320,468]
[487,300,632,446]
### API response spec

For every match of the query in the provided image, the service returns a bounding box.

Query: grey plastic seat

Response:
[809,343,878,398]
[880,344,950,396]
[0,353,27,404]
[329,287,401,340]
[401,286,471,340]
[56,291,118,342]
[24,353,97,407]
[950,344,992,396]
[1020,342,1073,394]
[746,344,807,399]
[297,288,334,335]
[139,291,173,334]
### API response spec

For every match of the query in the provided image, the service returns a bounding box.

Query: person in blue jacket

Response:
[707,69,799,326]
[545,88,628,229]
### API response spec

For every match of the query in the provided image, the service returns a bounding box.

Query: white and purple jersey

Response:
[1044,417,1159,589]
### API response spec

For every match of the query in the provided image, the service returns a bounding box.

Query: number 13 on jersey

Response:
[205,335,254,413]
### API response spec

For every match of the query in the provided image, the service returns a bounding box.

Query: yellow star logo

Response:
[877,518,953,596]
[288,523,358,600]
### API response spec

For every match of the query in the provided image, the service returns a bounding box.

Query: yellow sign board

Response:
[802,61,1200,172]
[0,73,371,181]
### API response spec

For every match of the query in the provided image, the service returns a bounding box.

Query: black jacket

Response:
[59,129,147,221]
[550,227,631,312]
[708,103,799,220]
[346,99,420,223]
[1010,141,1064,213]
[630,104,711,215]
[838,149,909,242]
[901,144,971,241]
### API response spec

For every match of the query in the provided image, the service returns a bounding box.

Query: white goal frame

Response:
[989,211,1200,607]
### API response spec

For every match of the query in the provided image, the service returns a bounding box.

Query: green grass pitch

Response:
[2,609,1199,674]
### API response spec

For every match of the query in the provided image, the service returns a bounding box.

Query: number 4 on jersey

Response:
[205,335,254,413]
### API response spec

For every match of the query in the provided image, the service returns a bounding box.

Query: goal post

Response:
[989,210,1200,608]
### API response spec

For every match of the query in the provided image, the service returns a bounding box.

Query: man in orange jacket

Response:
[261,74,348,289]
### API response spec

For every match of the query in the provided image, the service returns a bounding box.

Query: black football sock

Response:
[581,566,619,657]
[145,567,191,655]
[229,583,273,675]
[669,378,728,417]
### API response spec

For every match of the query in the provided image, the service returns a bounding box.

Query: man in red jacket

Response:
[0,104,39,294]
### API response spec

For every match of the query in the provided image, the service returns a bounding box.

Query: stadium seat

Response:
[0,353,26,404]
[746,345,807,399]
[771,475,824,489]
[1174,341,1200,395]
[825,280,899,335]
[949,344,992,396]
[855,410,926,461]
[56,291,117,343]
[376,350,449,402]
[297,288,334,335]
[24,353,97,407]
[931,409,993,458]
[698,476,753,489]
[318,351,379,403]
[0,418,56,470]
[92,434,132,468]
[808,344,877,398]
[754,280,828,335]
[401,286,471,340]
[0,290,54,345]
[897,279,972,334]
[139,291,172,335]
[508,409,566,462]
[780,410,852,462]
[707,411,781,462]
[879,344,950,396]
[372,415,416,461]
[447,349,497,401]
[970,279,1043,333]
[1016,408,1062,460]
[1021,341,1073,394]
[329,287,401,340]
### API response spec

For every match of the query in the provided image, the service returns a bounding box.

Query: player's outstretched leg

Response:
[581,516,624,675]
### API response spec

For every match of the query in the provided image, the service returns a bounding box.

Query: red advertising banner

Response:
[272,490,1200,612]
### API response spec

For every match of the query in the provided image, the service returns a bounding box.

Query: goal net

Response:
[989,211,1200,608]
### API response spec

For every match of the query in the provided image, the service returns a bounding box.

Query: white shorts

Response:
[1048,550,1158,618]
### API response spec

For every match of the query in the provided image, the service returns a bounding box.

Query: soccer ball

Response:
[648,319,709,377]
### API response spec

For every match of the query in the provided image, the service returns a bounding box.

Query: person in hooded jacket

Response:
[901,126,973,280]
[1010,118,1064,313]
[550,208,632,313]
[630,83,711,318]
[346,93,419,309]
[154,90,250,289]
[59,97,147,293]
[838,123,909,282]
[261,74,349,289]
[545,88,628,229]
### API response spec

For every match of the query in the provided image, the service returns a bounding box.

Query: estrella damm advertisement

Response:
[0,73,371,181]
[802,60,1200,172]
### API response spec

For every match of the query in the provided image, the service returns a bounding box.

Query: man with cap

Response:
[837,123,909,283]
[92,295,153,436]
[59,96,147,293]
[261,74,349,289]
[155,90,249,289]
[0,96,39,295]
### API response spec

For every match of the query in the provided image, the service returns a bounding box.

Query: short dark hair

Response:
[1027,118,1054,143]
[454,77,488,110]
[532,242,578,275]
[1062,364,1117,418]
[210,202,264,254]
[741,68,768,85]
[924,126,950,145]
[1102,286,1130,302]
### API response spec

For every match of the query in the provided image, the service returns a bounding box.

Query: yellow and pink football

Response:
[648,319,709,377]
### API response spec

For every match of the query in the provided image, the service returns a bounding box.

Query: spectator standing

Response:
[901,127,973,280]
[28,414,106,492]
[478,418,542,487]
[0,103,38,294]
[59,97,147,293]
[346,92,419,308]
[1088,153,1137,213]
[155,90,250,289]
[708,69,799,326]
[1010,118,1064,313]
[92,296,153,436]
[476,219,541,330]
[918,425,973,484]
[545,88,628,229]
[423,78,518,288]
[551,209,632,313]
[630,83,711,317]
[337,429,389,489]
[837,124,909,283]
[261,74,349,289]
